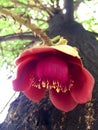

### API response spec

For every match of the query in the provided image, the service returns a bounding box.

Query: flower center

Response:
[32,56,74,93]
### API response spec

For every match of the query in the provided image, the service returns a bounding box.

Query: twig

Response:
[0,6,52,46]
[12,0,54,17]
[0,32,39,43]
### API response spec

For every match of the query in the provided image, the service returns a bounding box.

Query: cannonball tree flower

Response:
[12,44,94,112]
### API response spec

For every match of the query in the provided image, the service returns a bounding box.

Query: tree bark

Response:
[0,2,98,130]
[63,0,74,21]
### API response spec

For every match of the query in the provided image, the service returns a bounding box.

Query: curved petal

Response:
[16,46,82,67]
[12,59,37,91]
[70,67,95,104]
[36,56,69,84]
[52,51,82,67]
[16,46,55,65]
[15,55,38,66]
[49,89,77,112]
[52,45,80,58]
[23,86,46,102]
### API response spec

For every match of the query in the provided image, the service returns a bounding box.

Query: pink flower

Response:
[12,45,94,112]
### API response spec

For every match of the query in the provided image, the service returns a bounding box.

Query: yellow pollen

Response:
[37,84,41,89]
[56,88,60,93]
[32,77,75,93]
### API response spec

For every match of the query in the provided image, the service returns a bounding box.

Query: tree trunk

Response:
[0,3,98,130]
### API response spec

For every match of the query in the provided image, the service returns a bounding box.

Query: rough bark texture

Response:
[0,12,98,130]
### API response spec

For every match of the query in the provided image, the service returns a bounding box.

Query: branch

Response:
[0,6,52,46]
[12,0,54,17]
[0,32,40,43]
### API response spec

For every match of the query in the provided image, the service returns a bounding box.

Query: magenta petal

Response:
[49,89,77,112]
[36,56,69,83]
[23,86,46,102]
[70,68,95,103]
[12,60,36,91]
[16,47,54,65]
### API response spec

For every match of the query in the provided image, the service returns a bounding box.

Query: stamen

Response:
[32,75,75,93]
[37,84,41,89]
[56,88,60,93]
[42,81,46,88]
[68,80,74,90]
[63,88,67,93]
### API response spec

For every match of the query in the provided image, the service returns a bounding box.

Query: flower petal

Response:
[16,46,55,65]
[12,59,37,91]
[52,45,80,58]
[70,67,95,103]
[23,86,46,102]
[53,48,82,67]
[15,46,82,67]
[49,89,77,112]
[36,56,69,84]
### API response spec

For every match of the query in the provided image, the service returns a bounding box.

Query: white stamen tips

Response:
[42,81,46,88]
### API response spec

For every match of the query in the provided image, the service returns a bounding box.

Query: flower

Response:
[12,44,94,112]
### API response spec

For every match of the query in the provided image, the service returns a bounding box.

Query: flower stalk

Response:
[0,6,52,46]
